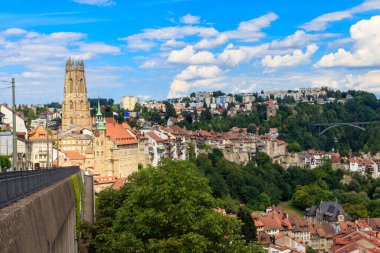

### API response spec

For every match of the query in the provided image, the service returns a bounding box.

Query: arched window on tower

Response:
[69,100,74,110]
[70,117,73,125]
[79,79,84,93]
[69,79,73,93]
[80,100,84,110]
[75,81,79,94]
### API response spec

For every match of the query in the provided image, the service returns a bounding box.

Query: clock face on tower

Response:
[95,131,100,137]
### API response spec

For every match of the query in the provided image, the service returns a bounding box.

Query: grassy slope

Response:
[279,201,303,217]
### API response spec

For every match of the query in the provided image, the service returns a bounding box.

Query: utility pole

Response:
[12,78,17,171]
[46,119,49,169]
[57,132,59,167]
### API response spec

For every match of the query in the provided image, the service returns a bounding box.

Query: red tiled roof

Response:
[121,122,132,130]
[146,131,164,142]
[64,151,86,160]
[106,122,138,145]
[112,177,128,190]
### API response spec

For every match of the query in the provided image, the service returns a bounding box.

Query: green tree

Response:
[247,123,257,134]
[287,142,302,152]
[258,193,271,211]
[307,246,316,253]
[373,187,380,199]
[0,156,11,172]
[164,102,176,119]
[237,207,257,242]
[133,102,142,112]
[93,160,261,252]
[292,182,334,209]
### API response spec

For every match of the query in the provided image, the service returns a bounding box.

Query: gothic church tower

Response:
[62,58,91,131]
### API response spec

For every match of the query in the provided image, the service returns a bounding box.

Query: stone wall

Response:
[0,177,77,253]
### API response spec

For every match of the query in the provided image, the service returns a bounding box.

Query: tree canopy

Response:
[88,160,265,252]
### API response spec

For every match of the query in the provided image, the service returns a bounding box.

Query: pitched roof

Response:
[146,131,164,142]
[112,177,128,190]
[106,122,138,145]
[28,125,54,141]
[64,151,86,160]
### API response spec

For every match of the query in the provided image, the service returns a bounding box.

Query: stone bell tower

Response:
[62,58,91,131]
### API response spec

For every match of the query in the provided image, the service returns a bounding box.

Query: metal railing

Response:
[0,167,80,209]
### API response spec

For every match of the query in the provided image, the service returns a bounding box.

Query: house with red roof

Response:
[332,230,380,253]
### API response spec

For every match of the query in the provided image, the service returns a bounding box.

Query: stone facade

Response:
[62,58,91,131]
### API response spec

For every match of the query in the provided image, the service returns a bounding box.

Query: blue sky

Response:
[0,0,380,104]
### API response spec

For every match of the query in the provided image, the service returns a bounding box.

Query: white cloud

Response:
[140,59,162,69]
[72,0,115,6]
[21,71,45,78]
[161,39,186,48]
[262,44,319,69]
[194,34,228,49]
[76,42,120,54]
[168,65,225,97]
[312,70,380,93]
[121,12,277,51]
[120,26,218,51]
[180,14,200,25]
[167,46,215,65]
[176,65,223,81]
[1,28,27,36]
[315,15,380,68]
[225,12,278,42]
[217,43,269,67]
[301,0,380,31]
[0,28,123,103]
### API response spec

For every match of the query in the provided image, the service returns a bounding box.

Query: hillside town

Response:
[0,59,379,253]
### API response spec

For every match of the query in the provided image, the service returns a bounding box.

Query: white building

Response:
[145,131,167,166]
[120,96,140,111]
[30,118,47,129]
[0,104,28,138]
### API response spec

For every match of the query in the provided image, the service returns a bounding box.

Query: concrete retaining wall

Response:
[0,177,77,253]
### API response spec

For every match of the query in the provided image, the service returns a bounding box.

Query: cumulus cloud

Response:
[217,43,269,67]
[167,65,225,97]
[269,30,336,49]
[72,0,115,6]
[167,45,215,65]
[194,34,228,49]
[176,65,223,81]
[120,26,218,51]
[180,14,201,25]
[301,0,380,31]
[262,44,319,69]
[315,15,380,68]
[225,12,278,42]
[0,28,122,103]
[312,70,380,93]
[161,39,186,48]
[76,42,120,54]
[140,59,162,69]
[121,12,278,51]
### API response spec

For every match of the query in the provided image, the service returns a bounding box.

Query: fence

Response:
[0,167,80,209]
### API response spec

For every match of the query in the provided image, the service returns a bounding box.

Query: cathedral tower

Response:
[62,58,91,131]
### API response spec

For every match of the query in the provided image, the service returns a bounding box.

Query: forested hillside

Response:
[177,90,380,155]
[82,151,380,252]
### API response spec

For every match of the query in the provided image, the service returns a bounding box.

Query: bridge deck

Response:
[0,167,80,209]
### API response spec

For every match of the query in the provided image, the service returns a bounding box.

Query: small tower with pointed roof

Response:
[93,100,106,131]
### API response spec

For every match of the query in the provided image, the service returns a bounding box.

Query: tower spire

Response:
[94,99,106,130]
